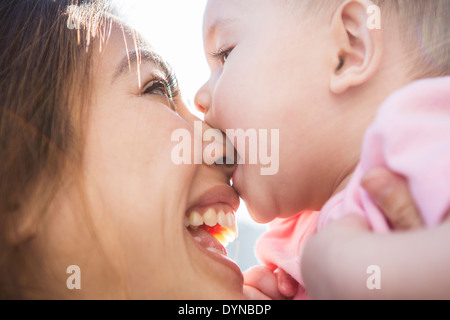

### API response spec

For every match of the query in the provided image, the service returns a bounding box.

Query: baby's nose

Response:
[194,82,211,115]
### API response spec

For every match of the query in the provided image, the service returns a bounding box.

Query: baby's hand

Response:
[243,266,298,300]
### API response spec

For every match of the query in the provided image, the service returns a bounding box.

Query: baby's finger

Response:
[243,285,272,300]
[274,269,298,298]
[361,168,423,230]
[244,266,286,300]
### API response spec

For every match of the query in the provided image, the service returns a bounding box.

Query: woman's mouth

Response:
[185,205,238,249]
[184,185,240,255]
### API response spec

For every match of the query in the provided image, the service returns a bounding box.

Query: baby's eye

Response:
[213,47,233,65]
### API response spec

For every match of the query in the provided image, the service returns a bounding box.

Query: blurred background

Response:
[113,0,268,272]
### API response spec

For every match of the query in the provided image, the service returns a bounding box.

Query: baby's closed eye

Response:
[211,47,234,65]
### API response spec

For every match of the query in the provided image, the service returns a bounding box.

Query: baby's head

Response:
[195,0,450,223]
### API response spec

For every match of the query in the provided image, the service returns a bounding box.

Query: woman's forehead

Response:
[93,24,173,84]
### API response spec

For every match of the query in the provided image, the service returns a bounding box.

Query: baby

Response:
[195,0,450,299]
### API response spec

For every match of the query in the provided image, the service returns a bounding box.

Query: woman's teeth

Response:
[185,208,238,247]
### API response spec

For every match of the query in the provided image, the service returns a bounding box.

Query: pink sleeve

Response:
[255,211,319,298]
[320,76,450,231]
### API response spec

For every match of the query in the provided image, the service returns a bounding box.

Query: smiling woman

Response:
[112,0,267,272]
[0,0,244,299]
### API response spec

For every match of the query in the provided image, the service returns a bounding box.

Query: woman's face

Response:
[42,24,244,299]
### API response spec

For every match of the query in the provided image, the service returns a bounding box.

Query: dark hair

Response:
[0,0,113,298]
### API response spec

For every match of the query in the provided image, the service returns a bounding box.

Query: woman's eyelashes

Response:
[142,73,180,110]
[143,74,179,99]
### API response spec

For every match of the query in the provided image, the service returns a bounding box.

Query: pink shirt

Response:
[255,77,450,299]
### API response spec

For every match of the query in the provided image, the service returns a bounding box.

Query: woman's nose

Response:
[175,98,236,181]
[194,82,211,116]
[201,121,237,181]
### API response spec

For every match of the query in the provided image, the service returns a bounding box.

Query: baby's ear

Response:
[329,0,383,94]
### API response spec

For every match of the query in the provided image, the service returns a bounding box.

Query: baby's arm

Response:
[303,216,450,299]
[302,169,450,299]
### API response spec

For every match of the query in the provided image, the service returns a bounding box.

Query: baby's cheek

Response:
[212,88,246,129]
[214,107,235,132]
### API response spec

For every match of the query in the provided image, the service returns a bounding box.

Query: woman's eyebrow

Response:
[112,49,168,84]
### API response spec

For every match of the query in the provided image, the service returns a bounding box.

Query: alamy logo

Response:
[171,121,279,176]
[66,265,81,290]
[67,15,81,30]
[367,5,381,30]
[366,265,381,290]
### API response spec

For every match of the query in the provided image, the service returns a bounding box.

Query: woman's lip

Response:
[188,227,227,256]
[185,228,243,282]
[183,185,243,283]
[190,185,240,213]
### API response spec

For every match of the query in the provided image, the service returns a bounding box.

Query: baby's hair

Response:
[290,0,450,80]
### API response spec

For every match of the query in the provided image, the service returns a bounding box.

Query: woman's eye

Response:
[142,75,180,112]
[144,75,179,99]
[143,80,169,97]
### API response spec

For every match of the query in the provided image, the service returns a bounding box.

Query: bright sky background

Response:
[114,0,209,118]
[113,0,267,269]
